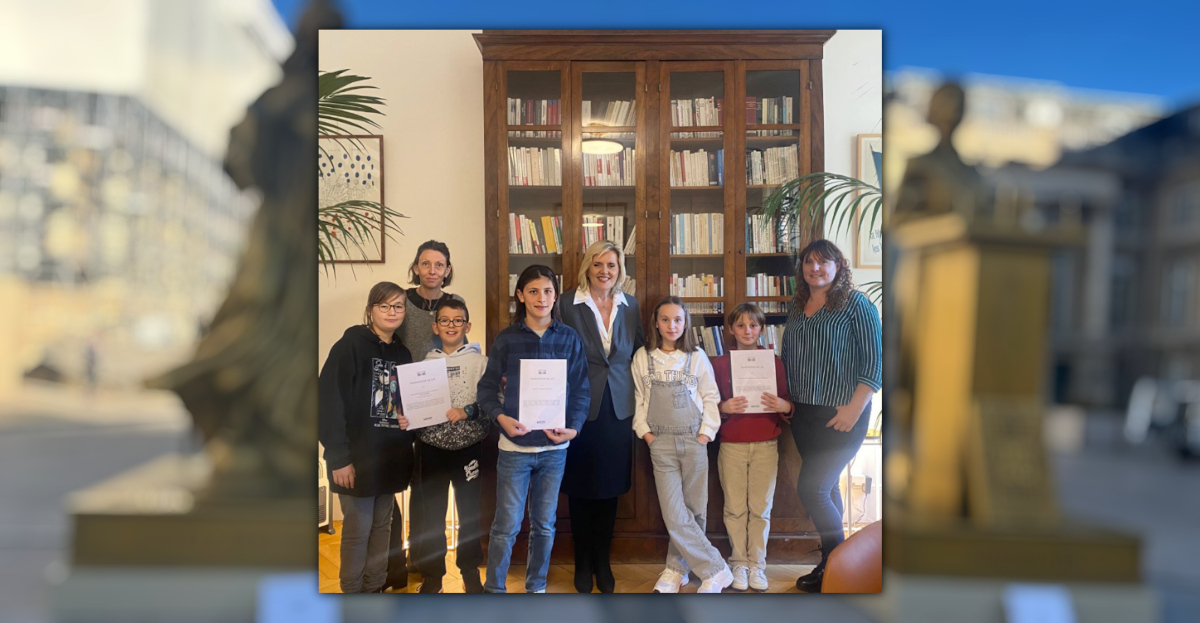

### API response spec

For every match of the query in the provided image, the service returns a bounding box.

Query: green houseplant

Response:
[318,69,406,272]
[760,171,883,304]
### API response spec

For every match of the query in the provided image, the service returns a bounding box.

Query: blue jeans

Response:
[485,448,567,593]
[337,493,393,593]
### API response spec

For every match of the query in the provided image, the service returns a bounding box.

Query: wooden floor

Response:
[320,522,814,593]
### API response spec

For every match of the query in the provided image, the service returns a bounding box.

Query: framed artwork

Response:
[318,134,385,263]
[854,133,883,268]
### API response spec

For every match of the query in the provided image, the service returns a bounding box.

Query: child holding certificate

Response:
[411,299,490,593]
[710,303,793,592]
[632,296,732,594]
[318,282,414,593]
[476,265,590,593]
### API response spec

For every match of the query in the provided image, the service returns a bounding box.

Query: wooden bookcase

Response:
[475,30,833,564]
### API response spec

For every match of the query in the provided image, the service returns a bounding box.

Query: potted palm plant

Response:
[318,69,405,273]
[760,171,883,304]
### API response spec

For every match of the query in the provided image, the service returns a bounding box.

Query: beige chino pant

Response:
[717,439,779,570]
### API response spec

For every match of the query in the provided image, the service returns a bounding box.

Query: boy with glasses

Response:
[410,299,491,593]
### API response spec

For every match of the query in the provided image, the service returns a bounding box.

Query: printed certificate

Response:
[730,350,778,414]
[395,358,451,430]
[519,359,567,430]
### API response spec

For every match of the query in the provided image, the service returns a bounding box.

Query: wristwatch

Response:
[464,404,479,419]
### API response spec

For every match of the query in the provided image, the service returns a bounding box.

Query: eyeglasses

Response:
[437,318,467,327]
[375,304,405,313]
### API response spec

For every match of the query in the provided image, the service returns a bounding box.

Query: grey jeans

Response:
[338,493,394,593]
[649,434,727,580]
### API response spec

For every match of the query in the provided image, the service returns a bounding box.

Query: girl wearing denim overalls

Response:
[632,296,733,593]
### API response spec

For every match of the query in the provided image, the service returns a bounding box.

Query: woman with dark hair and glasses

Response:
[779,240,881,593]
[318,281,414,593]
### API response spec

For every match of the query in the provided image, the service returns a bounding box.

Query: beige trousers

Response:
[717,439,779,570]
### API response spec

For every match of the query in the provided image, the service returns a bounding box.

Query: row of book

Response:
[670,212,725,255]
[508,98,560,126]
[583,100,636,126]
[508,147,562,186]
[745,96,794,126]
[746,145,800,186]
[582,215,626,250]
[669,149,724,187]
[683,302,723,315]
[583,149,636,186]
[694,326,726,358]
[669,273,724,298]
[752,301,791,315]
[671,97,722,137]
[746,273,797,297]
[746,213,800,254]
[509,214,563,255]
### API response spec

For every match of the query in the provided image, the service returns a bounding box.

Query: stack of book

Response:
[746,213,799,254]
[671,97,722,137]
[583,100,636,126]
[669,149,723,187]
[507,98,561,125]
[745,145,799,186]
[582,214,625,249]
[693,326,726,358]
[683,302,722,315]
[754,302,791,315]
[744,96,794,132]
[746,274,796,297]
[670,273,723,298]
[756,323,787,355]
[508,214,563,255]
[508,147,562,186]
[670,213,724,255]
[582,148,636,186]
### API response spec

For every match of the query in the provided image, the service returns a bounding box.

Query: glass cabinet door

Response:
[743,63,808,344]
[575,65,642,298]
[662,63,733,350]
[504,67,567,321]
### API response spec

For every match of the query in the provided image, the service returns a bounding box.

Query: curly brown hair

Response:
[790,239,854,315]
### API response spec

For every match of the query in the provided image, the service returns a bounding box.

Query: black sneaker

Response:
[382,575,408,592]
[462,571,485,594]
[418,577,443,593]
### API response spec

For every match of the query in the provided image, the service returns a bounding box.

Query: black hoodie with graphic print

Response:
[319,325,414,497]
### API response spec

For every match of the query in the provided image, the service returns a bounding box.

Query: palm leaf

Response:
[319,70,405,277]
[761,171,884,303]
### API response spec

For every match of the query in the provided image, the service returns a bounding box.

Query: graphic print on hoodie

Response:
[371,358,402,428]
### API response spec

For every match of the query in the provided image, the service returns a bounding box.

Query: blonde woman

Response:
[558,240,644,592]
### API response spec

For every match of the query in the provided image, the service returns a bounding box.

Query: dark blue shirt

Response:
[477,319,591,447]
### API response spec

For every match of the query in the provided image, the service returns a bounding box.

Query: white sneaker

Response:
[729,565,749,592]
[748,567,769,592]
[697,565,734,593]
[653,568,689,593]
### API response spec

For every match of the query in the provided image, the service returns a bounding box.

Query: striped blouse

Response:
[781,290,882,407]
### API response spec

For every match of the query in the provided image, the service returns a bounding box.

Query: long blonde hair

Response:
[575,239,627,298]
[648,296,700,353]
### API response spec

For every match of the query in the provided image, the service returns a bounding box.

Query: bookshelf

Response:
[477,31,832,564]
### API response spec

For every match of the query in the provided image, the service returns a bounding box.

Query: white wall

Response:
[822,30,884,286]
[318,31,486,368]
[316,30,882,364]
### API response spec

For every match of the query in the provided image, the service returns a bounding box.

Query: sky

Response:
[274,0,1200,107]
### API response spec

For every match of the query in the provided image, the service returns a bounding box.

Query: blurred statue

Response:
[148,0,341,498]
[893,82,986,221]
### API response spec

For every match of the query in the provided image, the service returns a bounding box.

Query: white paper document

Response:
[395,358,451,430]
[730,350,778,414]
[519,359,567,430]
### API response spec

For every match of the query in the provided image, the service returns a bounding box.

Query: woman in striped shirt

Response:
[780,239,882,592]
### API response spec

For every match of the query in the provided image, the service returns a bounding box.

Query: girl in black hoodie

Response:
[319,282,414,593]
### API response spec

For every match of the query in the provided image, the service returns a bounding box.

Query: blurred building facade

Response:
[1027,106,1200,407]
[0,0,291,393]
